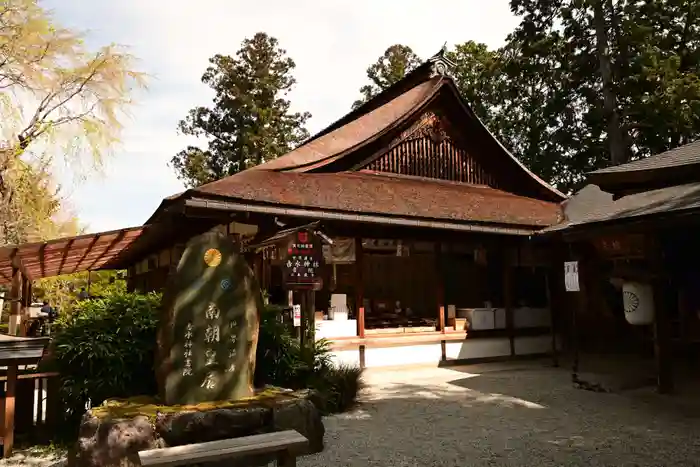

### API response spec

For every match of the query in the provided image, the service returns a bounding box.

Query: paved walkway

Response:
[301,360,700,467]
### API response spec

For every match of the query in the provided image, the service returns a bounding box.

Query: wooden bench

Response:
[138,430,309,466]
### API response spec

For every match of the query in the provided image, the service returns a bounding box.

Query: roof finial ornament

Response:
[429,42,455,78]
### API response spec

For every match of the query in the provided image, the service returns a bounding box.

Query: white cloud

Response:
[41,0,519,233]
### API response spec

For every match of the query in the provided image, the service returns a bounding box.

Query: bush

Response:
[46,292,362,439]
[255,305,364,414]
[311,364,365,414]
[44,291,160,433]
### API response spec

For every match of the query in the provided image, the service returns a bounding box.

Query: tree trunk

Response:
[593,0,629,166]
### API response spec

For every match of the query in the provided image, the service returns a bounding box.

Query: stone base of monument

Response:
[69,388,325,467]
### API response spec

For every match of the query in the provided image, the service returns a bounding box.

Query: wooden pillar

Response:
[504,247,515,356]
[546,268,559,367]
[355,238,365,338]
[8,267,21,337]
[3,364,17,457]
[648,234,673,394]
[299,290,315,349]
[548,244,565,368]
[436,242,445,333]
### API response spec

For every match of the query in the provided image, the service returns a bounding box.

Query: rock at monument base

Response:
[70,389,325,467]
[70,414,163,467]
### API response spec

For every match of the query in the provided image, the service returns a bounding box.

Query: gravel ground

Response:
[299,360,700,467]
[4,359,700,466]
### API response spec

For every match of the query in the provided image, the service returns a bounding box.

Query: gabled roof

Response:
[146,49,566,230]
[246,49,565,203]
[188,170,563,231]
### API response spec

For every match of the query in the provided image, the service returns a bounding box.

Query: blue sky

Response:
[42,0,519,233]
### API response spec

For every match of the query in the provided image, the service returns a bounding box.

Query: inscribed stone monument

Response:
[157,231,263,405]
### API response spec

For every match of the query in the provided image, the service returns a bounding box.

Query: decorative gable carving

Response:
[362,112,498,186]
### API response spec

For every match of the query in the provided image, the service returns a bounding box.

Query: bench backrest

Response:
[138,430,309,466]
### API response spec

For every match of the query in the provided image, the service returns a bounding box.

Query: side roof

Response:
[588,140,700,195]
[591,140,700,174]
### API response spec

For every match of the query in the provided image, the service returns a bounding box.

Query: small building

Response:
[547,140,700,393]
[117,50,566,368]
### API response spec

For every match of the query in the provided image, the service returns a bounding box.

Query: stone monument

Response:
[157,231,263,405]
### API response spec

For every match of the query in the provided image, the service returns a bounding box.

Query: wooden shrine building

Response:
[115,49,567,368]
[546,140,700,393]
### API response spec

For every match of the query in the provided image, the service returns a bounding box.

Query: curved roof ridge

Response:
[249,77,443,172]
[442,80,566,202]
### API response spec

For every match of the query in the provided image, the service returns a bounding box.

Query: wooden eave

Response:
[587,163,700,198]
[0,227,146,284]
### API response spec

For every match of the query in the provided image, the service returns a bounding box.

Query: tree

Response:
[36,270,126,314]
[0,0,146,243]
[171,33,311,187]
[352,44,422,109]
[504,0,700,192]
[447,42,503,134]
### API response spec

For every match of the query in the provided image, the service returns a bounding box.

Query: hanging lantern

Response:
[622,281,655,325]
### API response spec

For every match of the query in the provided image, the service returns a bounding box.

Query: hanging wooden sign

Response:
[594,234,644,258]
[282,230,324,290]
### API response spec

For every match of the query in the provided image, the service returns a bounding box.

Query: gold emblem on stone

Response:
[203,248,222,267]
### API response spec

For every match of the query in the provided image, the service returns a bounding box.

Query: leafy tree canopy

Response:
[171,32,311,187]
[351,44,422,109]
[0,0,145,244]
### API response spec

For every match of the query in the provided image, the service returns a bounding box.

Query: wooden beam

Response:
[56,238,75,276]
[71,235,100,274]
[38,243,46,279]
[9,249,29,281]
[85,229,127,271]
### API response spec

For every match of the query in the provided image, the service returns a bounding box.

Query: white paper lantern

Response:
[622,282,655,325]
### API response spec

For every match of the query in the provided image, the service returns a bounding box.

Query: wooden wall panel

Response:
[363,112,498,186]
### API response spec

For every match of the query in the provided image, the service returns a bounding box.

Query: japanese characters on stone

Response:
[182,322,194,376]
[200,303,222,390]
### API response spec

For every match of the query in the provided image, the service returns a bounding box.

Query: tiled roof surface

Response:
[545,182,700,231]
[250,78,442,172]
[193,170,563,227]
[591,140,700,174]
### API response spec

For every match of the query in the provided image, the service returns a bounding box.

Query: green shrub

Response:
[255,305,363,413]
[310,363,365,414]
[46,292,362,439]
[44,291,160,432]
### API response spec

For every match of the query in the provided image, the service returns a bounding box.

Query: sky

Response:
[42,0,520,233]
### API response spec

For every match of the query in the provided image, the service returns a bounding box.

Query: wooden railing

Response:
[0,371,61,446]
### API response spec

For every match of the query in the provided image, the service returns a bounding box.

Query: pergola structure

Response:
[0,226,146,336]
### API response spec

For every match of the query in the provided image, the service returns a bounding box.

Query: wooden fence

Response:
[0,371,61,446]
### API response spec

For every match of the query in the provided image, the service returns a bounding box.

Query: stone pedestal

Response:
[157,231,263,405]
[70,389,325,467]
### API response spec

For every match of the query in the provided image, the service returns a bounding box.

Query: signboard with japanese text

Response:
[293,304,301,327]
[564,261,580,292]
[157,231,264,405]
[283,230,324,290]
